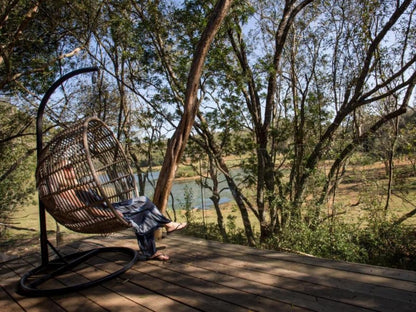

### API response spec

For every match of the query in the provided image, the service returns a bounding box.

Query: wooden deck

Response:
[1,232,416,311]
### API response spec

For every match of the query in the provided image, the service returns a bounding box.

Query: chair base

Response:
[17,247,138,297]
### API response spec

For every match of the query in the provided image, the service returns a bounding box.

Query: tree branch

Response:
[153,0,233,215]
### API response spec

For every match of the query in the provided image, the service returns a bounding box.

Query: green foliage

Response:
[180,201,248,245]
[1,0,416,272]
[0,0,88,93]
[225,214,247,245]
[348,152,378,166]
[398,111,416,174]
[175,165,197,179]
[0,102,36,235]
[357,222,416,270]
[184,220,248,246]
[264,220,368,263]
[180,185,195,223]
[182,196,416,270]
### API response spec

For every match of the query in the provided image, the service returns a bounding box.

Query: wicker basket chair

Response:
[18,67,139,297]
[37,117,135,234]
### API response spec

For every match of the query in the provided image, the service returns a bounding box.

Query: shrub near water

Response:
[265,220,416,270]
[275,222,416,270]
[266,221,368,263]
[184,218,248,246]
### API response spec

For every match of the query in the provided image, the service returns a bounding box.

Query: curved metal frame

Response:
[18,67,138,297]
[18,247,138,297]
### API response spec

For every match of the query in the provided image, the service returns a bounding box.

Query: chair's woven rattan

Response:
[36,117,136,234]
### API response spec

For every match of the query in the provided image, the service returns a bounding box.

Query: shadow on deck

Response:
[1,232,416,311]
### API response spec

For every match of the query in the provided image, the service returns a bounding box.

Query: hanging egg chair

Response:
[18,67,139,297]
[36,116,135,234]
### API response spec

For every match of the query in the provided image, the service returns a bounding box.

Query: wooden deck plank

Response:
[0,285,24,312]
[1,274,65,312]
[166,236,415,311]
[170,235,416,290]
[102,276,198,312]
[167,235,416,308]
[78,284,151,312]
[4,253,112,312]
[57,243,202,312]
[176,235,416,282]
[89,233,416,311]
[17,249,151,312]
[78,239,309,311]
[62,241,268,311]
[1,257,68,312]
[136,260,311,312]
[73,242,308,311]
[121,267,249,312]
[147,253,376,312]
[1,233,416,312]
[70,239,272,311]
[149,242,380,312]
[51,294,109,312]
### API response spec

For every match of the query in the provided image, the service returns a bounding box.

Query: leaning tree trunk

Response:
[152,0,233,237]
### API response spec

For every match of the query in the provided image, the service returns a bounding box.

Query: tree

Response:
[2,0,415,249]
[191,0,416,243]
[0,0,92,93]
[79,0,235,238]
[0,100,36,232]
[152,0,234,219]
[312,0,416,217]
[0,0,95,233]
[217,0,316,241]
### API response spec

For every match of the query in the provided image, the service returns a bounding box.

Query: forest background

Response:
[1,0,416,270]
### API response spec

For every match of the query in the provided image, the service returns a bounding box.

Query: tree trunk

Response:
[193,113,257,246]
[152,0,233,235]
[216,154,257,246]
[207,172,228,242]
[384,116,399,214]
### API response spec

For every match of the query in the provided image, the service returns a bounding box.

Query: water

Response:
[139,169,242,210]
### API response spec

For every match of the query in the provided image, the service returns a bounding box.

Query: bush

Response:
[357,222,416,270]
[182,216,248,246]
[263,220,368,263]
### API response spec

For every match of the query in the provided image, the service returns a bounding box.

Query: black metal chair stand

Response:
[18,67,139,297]
[18,246,138,297]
